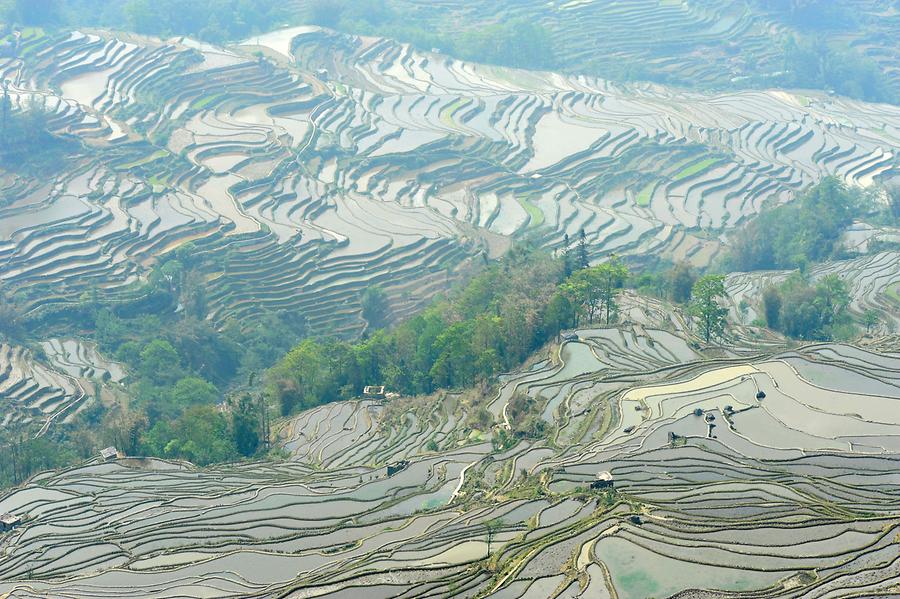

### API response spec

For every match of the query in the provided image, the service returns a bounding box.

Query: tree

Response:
[562,233,572,278]
[862,310,879,335]
[360,285,390,330]
[762,286,782,329]
[559,277,588,327]
[484,518,504,556]
[103,408,149,456]
[142,405,237,466]
[232,393,261,456]
[577,229,589,270]
[559,258,628,326]
[669,261,696,304]
[690,275,729,343]
[170,377,218,407]
[543,292,574,334]
[596,256,628,325]
[14,0,60,25]
[779,274,851,340]
[816,274,851,329]
[567,269,602,324]
[138,339,181,385]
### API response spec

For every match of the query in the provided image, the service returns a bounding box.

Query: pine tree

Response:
[562,233,572,278]
[578,229,589,270]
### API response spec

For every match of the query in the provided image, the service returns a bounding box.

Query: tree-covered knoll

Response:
[267,246,634,417]
[269,245,564,415]
[1,0,556,71]
[727,176,897,341]
[781,36,894,105]
[761,274,854,341]
[1,242,630,487]
[727,177,869,272]
[0,91,75,177]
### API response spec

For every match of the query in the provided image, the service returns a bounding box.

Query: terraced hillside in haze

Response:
[2,25,897,322]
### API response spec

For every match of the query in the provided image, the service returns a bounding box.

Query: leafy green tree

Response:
[543,292,574,335]
[231,394,261,457]
[762,286,782,329]
[862,310,880,335]
[577,229,589,270]
[171,377,218,406]
[142,406,237,466]
[360,285,390,330]
[559,277,589,327]
[567,269,603,324]
[565,258,629,325]
[779,274,851,340]
[595,256,628,325]
[268,338,332,415]
[669,261,696,304]
[139,339,181,385]
[690,275,729,343]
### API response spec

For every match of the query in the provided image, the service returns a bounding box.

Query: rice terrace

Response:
[0,1,899,598]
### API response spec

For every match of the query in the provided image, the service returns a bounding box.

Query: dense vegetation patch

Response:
[726,177,898,341]
[781,36,894,104]
[268,245,572,415]
[0,93,75,177]
[761,274,854,341]
[0,0,287,43]
[307,0,556,71]
[0,245,307,486]
[728,177,873,271]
